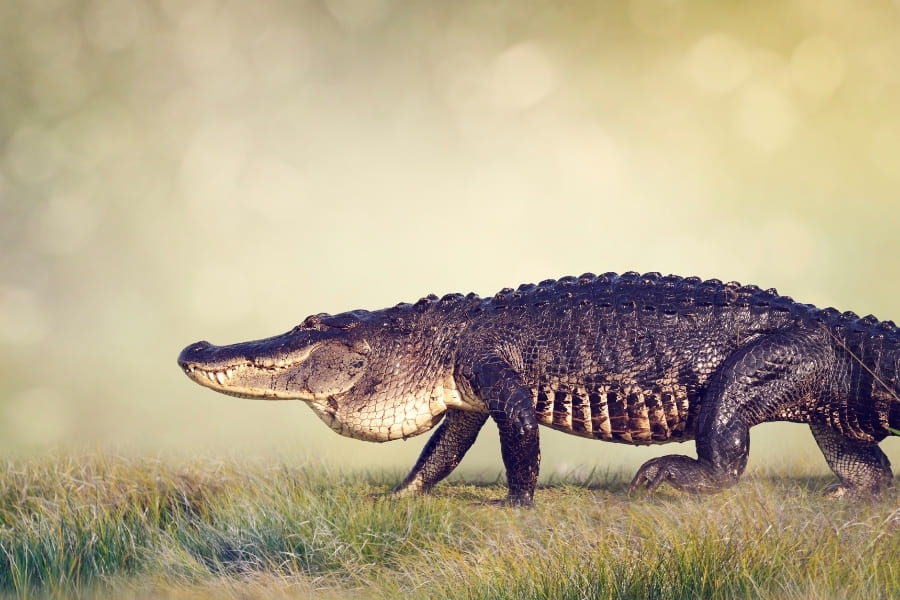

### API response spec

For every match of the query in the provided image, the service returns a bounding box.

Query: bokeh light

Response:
[2,0,900,477]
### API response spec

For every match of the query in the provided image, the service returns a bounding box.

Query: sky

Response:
[2,0,900,476]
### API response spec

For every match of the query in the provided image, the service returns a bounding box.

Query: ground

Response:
[2,452,900,599]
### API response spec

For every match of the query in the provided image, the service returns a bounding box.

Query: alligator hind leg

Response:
[810,421,892,498]
[391,409,488,497]
[630,331,828,495]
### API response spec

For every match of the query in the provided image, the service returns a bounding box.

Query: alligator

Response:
[177,271,900,506]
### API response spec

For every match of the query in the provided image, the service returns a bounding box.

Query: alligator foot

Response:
[386,486,423,499]
[822,483,851,499]
[822,482,891,501]
[373,492,406,503]
[368,481,427,502]
[481,495,534,508]
[629,455,727,494]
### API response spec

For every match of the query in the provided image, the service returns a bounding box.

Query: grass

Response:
[2,453,900,599]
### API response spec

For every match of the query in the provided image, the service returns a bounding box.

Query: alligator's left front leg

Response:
[630,331,827,494]
[464,355,540,506]
[391,409,488,497]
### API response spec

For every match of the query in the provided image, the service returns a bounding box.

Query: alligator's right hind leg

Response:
[630,331,830,495]
[390,409,488,497]
[810,421,892,498]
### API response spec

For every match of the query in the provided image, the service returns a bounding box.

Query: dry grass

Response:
[2,452,900,599]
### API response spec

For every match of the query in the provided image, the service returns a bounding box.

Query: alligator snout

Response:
[177,340,213,371]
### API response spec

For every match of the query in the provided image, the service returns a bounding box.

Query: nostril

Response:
[177,340,212,366]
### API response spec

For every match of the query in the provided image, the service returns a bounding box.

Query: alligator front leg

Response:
[391,409,488,497]
[466,355,540,506]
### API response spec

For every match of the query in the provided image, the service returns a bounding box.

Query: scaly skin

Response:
[178,271,900,506]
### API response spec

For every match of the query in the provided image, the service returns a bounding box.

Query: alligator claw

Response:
[480,496,534,508]
[628,460,668,493]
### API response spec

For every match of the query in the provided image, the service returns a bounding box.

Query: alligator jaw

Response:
[177,339,317,400]
[178,360,263,399]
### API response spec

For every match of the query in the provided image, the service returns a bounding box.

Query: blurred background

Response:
[2,0,899,477]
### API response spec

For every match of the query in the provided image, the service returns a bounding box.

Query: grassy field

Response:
[2,453,900,599]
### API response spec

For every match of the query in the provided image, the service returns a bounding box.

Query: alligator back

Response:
[448,271,900,445]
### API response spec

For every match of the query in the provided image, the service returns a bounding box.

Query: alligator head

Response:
[177,309,459,442]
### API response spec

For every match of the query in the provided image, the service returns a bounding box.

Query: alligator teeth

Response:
[199,370,230,385]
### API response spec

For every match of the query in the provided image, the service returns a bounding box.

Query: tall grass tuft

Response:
[1,452,899,598]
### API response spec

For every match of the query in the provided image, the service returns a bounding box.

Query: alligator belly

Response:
[534,384,695,444]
